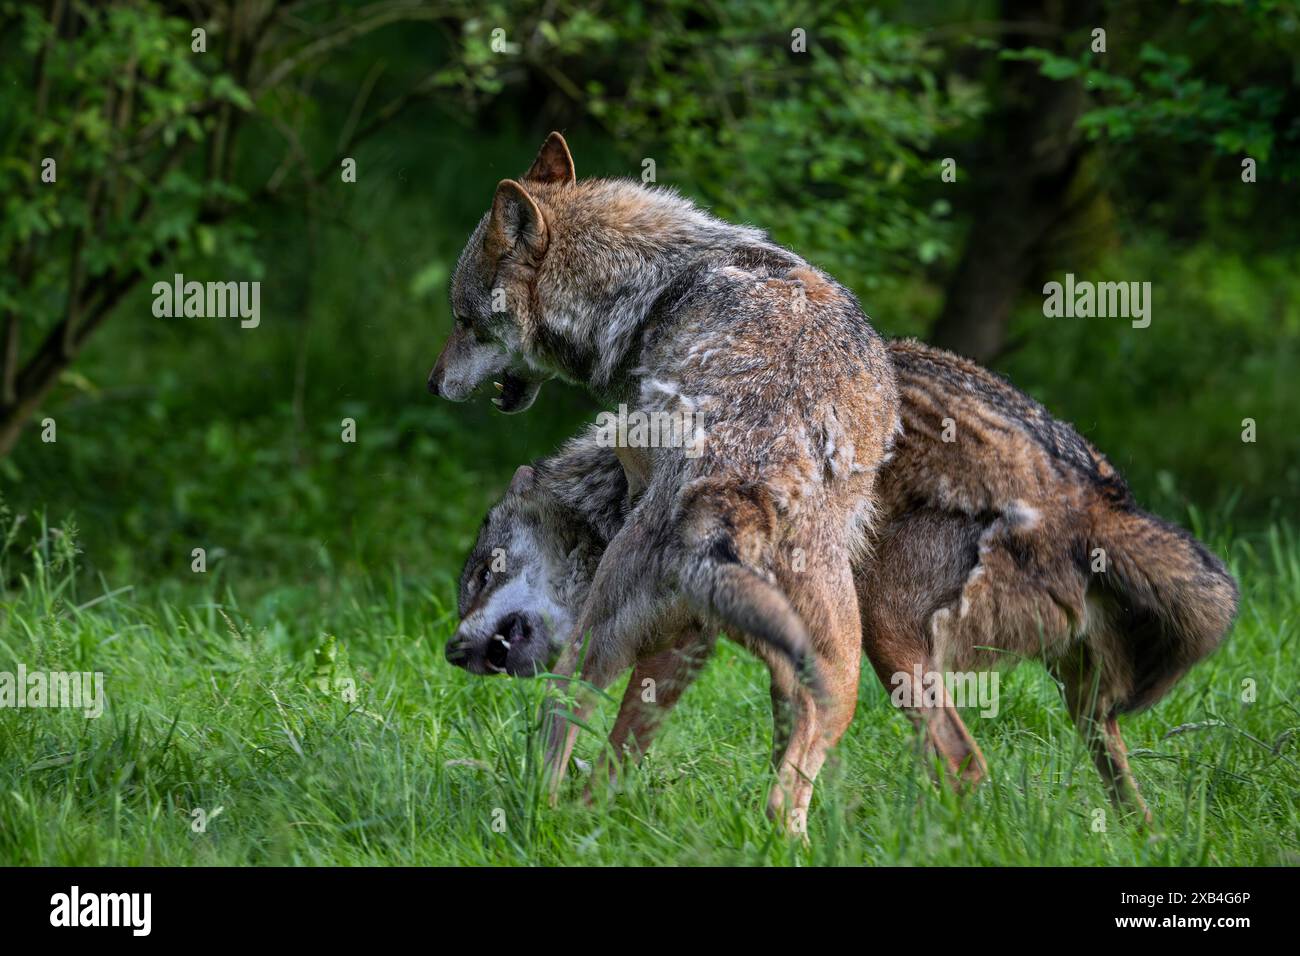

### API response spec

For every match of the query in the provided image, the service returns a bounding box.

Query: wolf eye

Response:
[470,562,492,594]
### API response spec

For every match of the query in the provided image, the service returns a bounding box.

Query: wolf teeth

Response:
[493,634,511,650]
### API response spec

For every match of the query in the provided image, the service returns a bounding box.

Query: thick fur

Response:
[433,133,899,822]
[448,339,1238,821]
[877,340,1238,720]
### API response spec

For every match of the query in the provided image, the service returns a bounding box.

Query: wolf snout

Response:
[446,614,539,674]
[428,365,463,399]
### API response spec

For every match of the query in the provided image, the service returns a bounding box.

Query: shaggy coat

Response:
[433,132,900,825]
[449,339,1238,822]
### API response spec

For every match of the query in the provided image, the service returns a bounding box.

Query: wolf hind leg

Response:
[1051,646,1153,825]
[675,476,821,689]
[760,555,862,838]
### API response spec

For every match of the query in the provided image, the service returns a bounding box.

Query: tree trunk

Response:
[0,268,136,457]
[929,0,1097,362]
[0,381,60,458]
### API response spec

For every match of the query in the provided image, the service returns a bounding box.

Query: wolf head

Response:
[428,132,576,413]
[445,462,601,676]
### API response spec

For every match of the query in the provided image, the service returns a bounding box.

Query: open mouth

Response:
[490,371,540,414]
[485,614,530,673]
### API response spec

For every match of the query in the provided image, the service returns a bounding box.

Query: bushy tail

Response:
[675,479,823,695]
[1092,505,1238,714]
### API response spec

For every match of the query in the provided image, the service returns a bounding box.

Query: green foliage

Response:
[1005,0,1300,180]
[582,2,983,284]
[0,1,257,318]
[1004,238,1300,518]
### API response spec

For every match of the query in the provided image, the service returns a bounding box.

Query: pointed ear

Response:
[508,464,536,496]
[524,131,575,185]
[487,180,548,259]
[614,445,651,501]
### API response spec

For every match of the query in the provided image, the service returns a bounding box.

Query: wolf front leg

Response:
[583,627,717,802]
[542,510,670,803]
[858,614,987,790]
[541,639,612,806]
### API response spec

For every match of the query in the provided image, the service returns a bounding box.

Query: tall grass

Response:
[1,507,1294,866]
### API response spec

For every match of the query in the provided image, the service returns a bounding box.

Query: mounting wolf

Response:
[446,339,1238,825]
[431,131,900,825]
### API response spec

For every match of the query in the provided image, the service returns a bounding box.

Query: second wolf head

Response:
[446,439,626,675]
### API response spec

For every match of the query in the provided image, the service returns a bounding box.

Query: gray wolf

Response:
[432,131,900,825]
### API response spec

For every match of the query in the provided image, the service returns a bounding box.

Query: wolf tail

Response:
[674,479,823,695]
[1090,505,1238,714]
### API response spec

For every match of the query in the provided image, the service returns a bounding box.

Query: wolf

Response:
[447,339,1238,823]
[431,132,900,824]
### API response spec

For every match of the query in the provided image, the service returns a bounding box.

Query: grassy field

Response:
[1,502,1295,866]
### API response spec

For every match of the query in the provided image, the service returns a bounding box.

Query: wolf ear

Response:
[508,464,536,495]
[524,131,575,185]
[488,180,547,259]
[614,445,651,500]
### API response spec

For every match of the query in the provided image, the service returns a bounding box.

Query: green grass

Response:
[1,510,1295,866]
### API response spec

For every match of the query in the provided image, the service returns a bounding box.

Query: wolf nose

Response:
[445,637,469,666]
[427,370,441,396]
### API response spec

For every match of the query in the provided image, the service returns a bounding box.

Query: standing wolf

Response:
[447,339,1238,823]
[431,132,900,824]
